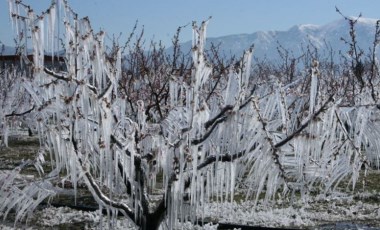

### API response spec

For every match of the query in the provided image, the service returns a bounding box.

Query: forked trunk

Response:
[140,199,166,230]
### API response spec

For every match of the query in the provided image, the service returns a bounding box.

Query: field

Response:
[1,138,380,229]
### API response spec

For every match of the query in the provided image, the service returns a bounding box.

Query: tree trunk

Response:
[140,199,166,230]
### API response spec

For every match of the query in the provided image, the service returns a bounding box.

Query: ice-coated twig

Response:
[275,94,335,149]
[5,105,35,117]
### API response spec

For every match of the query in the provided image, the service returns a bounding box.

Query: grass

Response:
[7,137,40,147]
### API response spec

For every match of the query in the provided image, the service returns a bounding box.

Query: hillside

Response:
[175,17,379,62]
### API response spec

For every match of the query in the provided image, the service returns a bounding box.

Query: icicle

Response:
[309,60,319,116]
[8,0,15,30]
[137,100,146,133]
[48,3,56,57]
[224,68,240,106]
[241,46,253,98]
[192,20,212,93]
[169,79,178,107]
[230,162,236,203]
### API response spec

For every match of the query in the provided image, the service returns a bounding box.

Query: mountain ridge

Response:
[175,17,380,62]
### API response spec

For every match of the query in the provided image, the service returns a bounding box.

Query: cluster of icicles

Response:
[1,0,380,229]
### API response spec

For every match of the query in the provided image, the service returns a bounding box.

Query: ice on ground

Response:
[1,191,379,229]
[202,191,380,228]
[1,206,137,230]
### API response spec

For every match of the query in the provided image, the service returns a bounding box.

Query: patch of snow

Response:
[298,24,320,32]
[201,192,380,229]
[352,17,379,25]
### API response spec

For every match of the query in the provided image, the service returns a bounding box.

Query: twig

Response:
[274,94,334,149]
[5,105,35,117]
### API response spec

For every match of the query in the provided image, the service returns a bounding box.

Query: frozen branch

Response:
[193,96,255,146]
[5,105,35,117]
[44,67,70,81]
[196,151,246,170]
[253,97,287,180]
[274,94,335,149]
[204,105,233,129]
[97,81,113,99]
[83,170,136,221]
[334,109,366,163]
[192,115,227,145]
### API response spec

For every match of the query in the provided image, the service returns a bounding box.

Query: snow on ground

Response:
[202,191,380,229]
[1,206,138,229]
[1,191,379,229]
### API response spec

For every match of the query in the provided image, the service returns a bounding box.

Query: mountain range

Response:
[176,17,380,62]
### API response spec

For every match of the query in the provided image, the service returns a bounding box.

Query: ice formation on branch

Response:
[2,1,380,229]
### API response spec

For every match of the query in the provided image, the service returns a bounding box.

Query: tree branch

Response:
[5,105,35,117]
[204,105,233,129]
[97,81,113,99]
[71,125,136,224]
[44,67,70,81]
[191,115,227,145]
[253,97,287,180]
[196,151,246,170]
[274,94,335,149]
[83,171,136,221]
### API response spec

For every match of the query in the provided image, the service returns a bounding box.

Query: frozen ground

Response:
[202,191,380,229]
[1,191,380,229]
[1,138,380,229]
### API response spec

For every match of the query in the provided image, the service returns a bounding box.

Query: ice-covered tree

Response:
[2,1,380,229]
[0,62,35,147]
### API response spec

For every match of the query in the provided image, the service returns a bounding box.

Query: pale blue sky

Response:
[1,0,380,48]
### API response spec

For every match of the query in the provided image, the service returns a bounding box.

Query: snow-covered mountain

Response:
[177,17,380,62]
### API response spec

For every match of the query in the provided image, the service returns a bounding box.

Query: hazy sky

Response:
[1,0,380,47]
